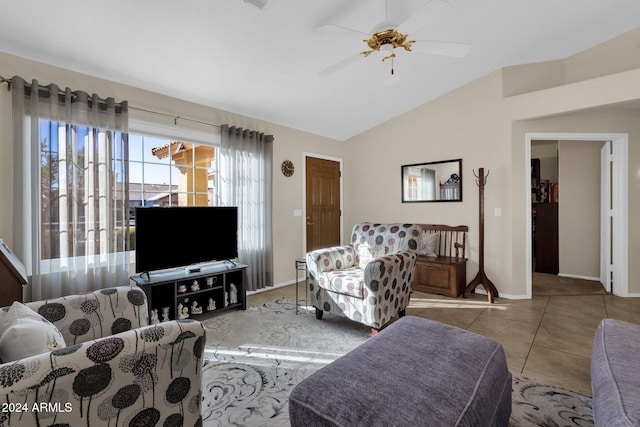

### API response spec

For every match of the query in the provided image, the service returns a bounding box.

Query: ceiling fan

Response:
[317,0,471,79]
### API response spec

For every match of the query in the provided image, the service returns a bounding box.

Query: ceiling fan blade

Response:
[316,24,369,38]
[318,53,363,77]
[412,40,471,58]
[396,0,454,35]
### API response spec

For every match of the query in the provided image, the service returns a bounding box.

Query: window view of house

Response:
[128,134,217,210]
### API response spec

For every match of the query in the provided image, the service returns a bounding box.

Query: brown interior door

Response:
[306,157,341,252]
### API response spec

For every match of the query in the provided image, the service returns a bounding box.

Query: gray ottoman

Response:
[289,316,512,426]
[591,319,640,426]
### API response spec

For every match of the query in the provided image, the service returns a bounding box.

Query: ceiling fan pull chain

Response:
[381,51,396,75]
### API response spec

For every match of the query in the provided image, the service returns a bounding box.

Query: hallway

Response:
[532,272,607,296]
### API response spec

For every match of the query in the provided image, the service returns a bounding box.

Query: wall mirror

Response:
[401,158,462,202]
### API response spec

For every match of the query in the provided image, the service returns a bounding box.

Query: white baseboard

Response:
[246,279,296,295]
[467,288,530,300]
[558,273,601,282]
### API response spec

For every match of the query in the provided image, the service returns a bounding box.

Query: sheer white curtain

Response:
[217,125,273,291]
[11,77,130,301]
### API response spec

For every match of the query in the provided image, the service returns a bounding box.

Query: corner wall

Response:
[345,29,640,298]
[345,71,514,295]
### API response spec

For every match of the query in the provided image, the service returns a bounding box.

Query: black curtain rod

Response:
[1,74,126,111]
[0,75,12,88]
[1,75,220,130]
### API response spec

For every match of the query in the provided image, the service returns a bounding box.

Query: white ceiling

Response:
[1,0,640,141]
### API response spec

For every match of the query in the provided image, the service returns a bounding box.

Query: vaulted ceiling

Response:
[1,0,640,141]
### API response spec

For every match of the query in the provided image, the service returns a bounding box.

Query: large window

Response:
[11,77,241,300]
[15,78,272,296]
[38,126,219,260]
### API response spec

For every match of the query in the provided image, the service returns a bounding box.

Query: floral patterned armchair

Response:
[306,223,421,334]
[0,286,205,427]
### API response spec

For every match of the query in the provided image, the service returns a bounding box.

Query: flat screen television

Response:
[135,206,238,274]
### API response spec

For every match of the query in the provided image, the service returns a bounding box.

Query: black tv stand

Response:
[131,263,247,322]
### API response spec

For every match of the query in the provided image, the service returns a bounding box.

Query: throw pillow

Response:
[0,301,66,363]
[420,232,439,257]
[357,244,387,268]
[357,243,374,269]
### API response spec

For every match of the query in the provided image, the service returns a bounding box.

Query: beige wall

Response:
[345,71,513,294]
[0,52,346,289]
[502,27,640,97]
[564,27,640,84]
[557,140,603,279]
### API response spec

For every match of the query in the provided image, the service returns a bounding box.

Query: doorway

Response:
[531,140,602,280]
[532,273,608,296]
[304,155,343,252]
[525,133,628,297]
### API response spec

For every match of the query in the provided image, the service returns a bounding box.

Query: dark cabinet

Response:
[414,256,466,298]
[535,203,559,274]
[0,240,26,306]
[131,263,247,322]
[531,158,540,201]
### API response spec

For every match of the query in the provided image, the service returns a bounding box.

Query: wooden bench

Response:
[414,224,469,298]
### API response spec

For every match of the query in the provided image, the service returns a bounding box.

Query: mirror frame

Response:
[401,158,463,203]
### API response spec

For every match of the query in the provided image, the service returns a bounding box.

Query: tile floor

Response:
[245,281,640,397]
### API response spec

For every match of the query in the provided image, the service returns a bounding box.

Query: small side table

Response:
[295,257,308,314]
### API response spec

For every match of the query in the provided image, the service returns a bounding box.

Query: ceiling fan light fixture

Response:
[362,29,414,62]
[380,43,394,59]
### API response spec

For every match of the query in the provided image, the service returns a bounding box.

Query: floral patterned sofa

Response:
[0,286,205,427]
[306,223,422,334]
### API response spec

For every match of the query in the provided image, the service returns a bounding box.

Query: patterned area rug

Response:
[201,298,594,426]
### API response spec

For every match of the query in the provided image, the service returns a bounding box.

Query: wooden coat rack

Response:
[464,167,499,303]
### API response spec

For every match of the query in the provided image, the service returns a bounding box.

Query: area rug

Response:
[201,298,594,426]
